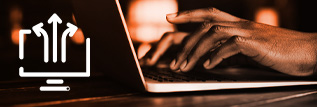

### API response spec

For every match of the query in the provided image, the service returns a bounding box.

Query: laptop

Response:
[71,0,317,93]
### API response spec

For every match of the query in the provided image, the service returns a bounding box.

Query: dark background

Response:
[1,0,317,106]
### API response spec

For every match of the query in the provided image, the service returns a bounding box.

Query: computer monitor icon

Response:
[18,14,90,91]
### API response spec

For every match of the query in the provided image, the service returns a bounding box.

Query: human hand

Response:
[140,32,189,66]
[164,7,317,76]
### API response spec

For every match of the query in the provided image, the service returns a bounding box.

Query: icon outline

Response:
[19,13,91,91]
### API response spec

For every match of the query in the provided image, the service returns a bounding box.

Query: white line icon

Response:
[19,30,31,60]
[32,22,49,63]
[48,13,62,63]
[46,79,64,84]
[40,86,70,91]
[62,23,78,63]
[19,38,90,77]
[19,13,90,91]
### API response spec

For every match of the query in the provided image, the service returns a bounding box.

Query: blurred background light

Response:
[10,6,25,45]
[71,13,85,45]
[255,7,279,26]
[127,0,178,43]
[127,0,178,58]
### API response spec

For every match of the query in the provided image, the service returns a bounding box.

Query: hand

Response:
[164,7,317,76]
[140,32,189,66]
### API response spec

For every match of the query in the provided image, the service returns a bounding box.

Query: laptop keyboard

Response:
[142,68,239,82]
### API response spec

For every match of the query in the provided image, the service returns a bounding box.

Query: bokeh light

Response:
[255,7,279,26]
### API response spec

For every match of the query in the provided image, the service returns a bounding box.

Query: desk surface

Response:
[1,77,317,107]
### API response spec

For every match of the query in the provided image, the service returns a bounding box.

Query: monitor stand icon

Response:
[18,14,90,91]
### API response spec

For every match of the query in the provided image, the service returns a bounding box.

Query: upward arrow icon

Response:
[32,23,49,63]
[48,13,62,63]
[61,23,78,63]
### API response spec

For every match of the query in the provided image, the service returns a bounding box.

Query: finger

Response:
[176,25,251,71]
[144,32,189,66]
[206,21,248,28]
[170,24,213,70]
[179,34,222,72]
[204,36,246,69]
[166,7,242,24]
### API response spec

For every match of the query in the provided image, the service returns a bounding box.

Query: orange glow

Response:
[11,27,26,45]
[255,7,279,26]
[10,6,25,45]
[71,28,85,44]
[137,43,152,59]
[127,0,178,43]
[72,13,77,24]
[9,6,22,24]
[71,13,85,44]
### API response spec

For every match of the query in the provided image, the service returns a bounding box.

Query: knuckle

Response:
[206,7,219,14]
[202,22,213,28]
[233,36,246,44]
[210,25,223,32]
[241,21,258,28]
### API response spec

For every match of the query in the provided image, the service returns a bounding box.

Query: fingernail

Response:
[204,59,210,67]
[166,13,177,19]
[180,60,187,71]
[170,59,176,69]
[174,69,181,73]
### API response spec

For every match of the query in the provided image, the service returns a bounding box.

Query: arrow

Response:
[61,23,78,63]
[32,22,49,63]
[48,13,62,63]
[19,29,31,60]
